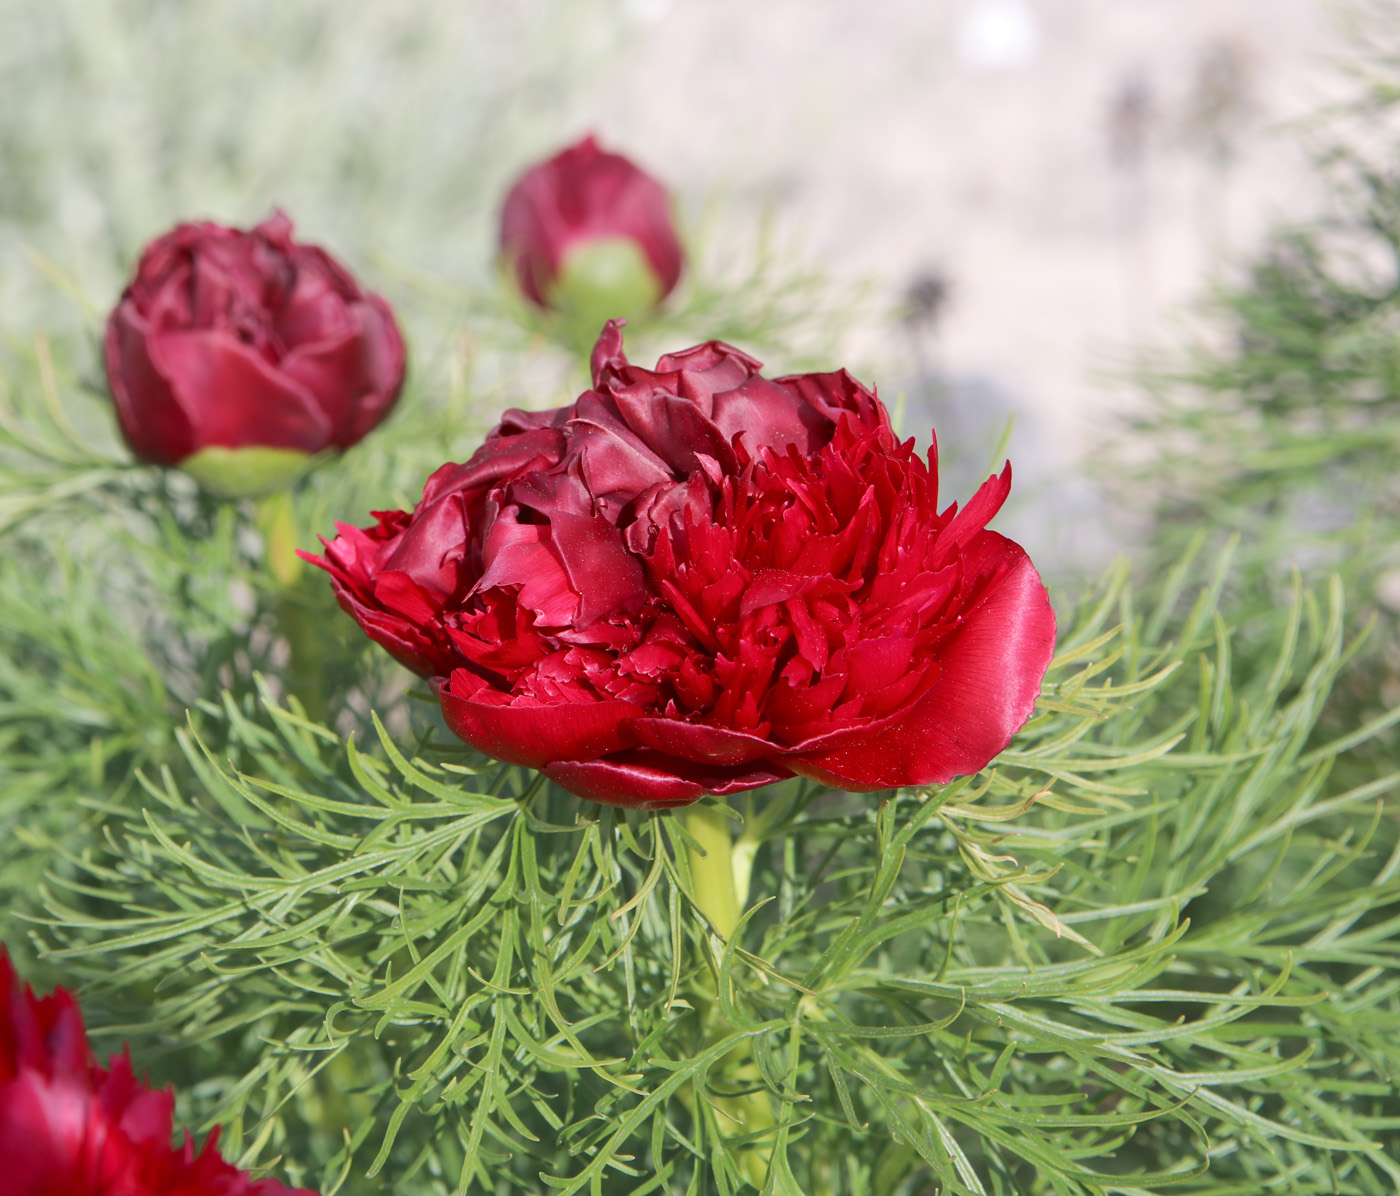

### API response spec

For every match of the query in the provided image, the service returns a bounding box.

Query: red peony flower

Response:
[0,949,316,1196]
[310,322,1056,809]
[105,211,406,498]
[500,136,684,324]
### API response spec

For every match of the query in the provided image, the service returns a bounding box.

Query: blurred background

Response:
[0,0,1342,580]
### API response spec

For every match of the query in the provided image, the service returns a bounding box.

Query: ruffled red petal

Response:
[788,533,1056,790]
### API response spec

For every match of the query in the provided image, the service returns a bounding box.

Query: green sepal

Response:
[547,236,665,331]
[178,445,321,499]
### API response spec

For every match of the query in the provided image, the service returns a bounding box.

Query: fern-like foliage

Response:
[28,544,1400,1196]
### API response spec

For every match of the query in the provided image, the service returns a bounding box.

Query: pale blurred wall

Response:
[0,0,1341,567]
[579,0,1334,457]
[580,0,1337,569]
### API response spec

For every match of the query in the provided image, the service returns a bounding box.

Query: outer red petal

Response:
[0,1069,86,1193]
[150,329,332,453]
[788,532,1056,790]
[628,717,780,768]
[542,751,790,809]
[337,295,407,447]
[279,296,405,450]
[771,368,890,437]
[0,953,88,1084]
[331,584,452,678]
[105,301,195,465]
[437,677,638,770]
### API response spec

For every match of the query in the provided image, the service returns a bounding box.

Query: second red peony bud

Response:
[500,136,684,331]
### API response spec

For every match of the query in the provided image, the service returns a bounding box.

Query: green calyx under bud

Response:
[548,236,665,329]
[179,445,319,499]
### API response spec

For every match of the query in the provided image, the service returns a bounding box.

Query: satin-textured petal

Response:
[153,330,332,452]
[438,677,637,770]
[105,304,194,465]
[788,534,1056,790]
[542,752,792,810]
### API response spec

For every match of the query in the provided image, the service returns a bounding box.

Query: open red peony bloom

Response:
[105,211,406,497]
[0,949,315,1196]
[500,136,683,322]
[311,322,1056,808]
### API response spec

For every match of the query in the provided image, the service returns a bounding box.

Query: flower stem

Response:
[276,587,328,724]
[255,490,303,588]
[681,801,774,1187]
[256,493,326,723]
[683,801,742,939]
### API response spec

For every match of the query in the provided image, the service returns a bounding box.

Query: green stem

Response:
[683,802,742,939]
[256,493,327,723]
[277,588,328,724]
[681,801,774,1188]
[255,490,304,588]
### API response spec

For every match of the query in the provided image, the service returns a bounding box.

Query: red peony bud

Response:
[105,211,407,498]
[0,948,316,1195]
[309,322,1056,809]
[500,136,684,326]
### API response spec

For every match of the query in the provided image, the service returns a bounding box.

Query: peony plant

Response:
[11,30,1399,1188]
[105,211,406,499]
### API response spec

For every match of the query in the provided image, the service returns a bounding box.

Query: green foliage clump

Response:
[29,539,1400,1195]
[2,238,1399,1193]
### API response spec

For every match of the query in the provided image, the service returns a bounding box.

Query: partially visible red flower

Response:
[105,211,406,497]
[500,135,683,321]
[0,948,315,1196]
[310,321,1056,809]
